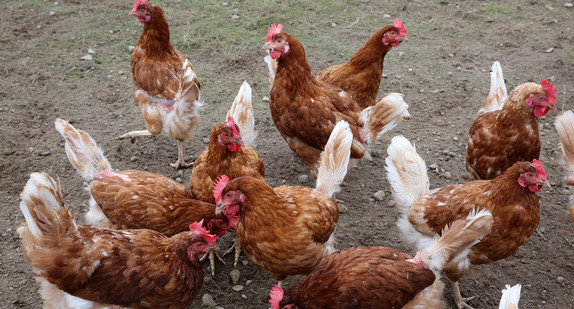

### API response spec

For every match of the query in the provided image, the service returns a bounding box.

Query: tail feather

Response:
[555,110,574,186]
[359,93,410,143]
[226,81,257,147]
[478,61,507,116]
[385,135,430,214]
[264,53,277,89]
[18,172,77,243]
[499,284,522,309]
[175,59,205,115]
[315,120,353,199]
[55,119,111,181]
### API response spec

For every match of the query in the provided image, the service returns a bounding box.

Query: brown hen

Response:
[386,135,548,308]
[18,172,216,309]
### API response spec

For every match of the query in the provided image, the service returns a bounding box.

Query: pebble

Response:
[453,136,458,141]
[222,2,228,6]
[565,3,573,8]
[298,174,309,183]
[387,200,395,207]
[88,48,95,54]
[443,172,452,179]
[231,14,239,19]
[373,190,386,201]
[429,163,438,169]
[49,11,55,16]
[394,74,402,80]
[262,96,269,102]
[39,151,52,157]
[128,46,135,52]
[398,51,405,57]
[241,294,247,299]
[545,47,555,53]
[443,151,456,157]
[382,74,388,78]
[176,177,182,183]
[215,307,225,309]
[80,54,93,61]
[245,280,252,286]
[242,259,249,266]
[118,70,124,75]
[331,22,337,27]
[202,294,217,307]
[230,269,241,284]
[130,156,139,162]
[557,276,565,283]
[232,285,244,292]
[383,14,391,18]
[203,137,210,144]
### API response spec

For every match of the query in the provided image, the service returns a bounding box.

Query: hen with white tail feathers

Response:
[555,110,574,220]
[386,135,547,308]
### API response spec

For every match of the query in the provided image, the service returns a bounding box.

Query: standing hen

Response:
[189,81,265,267]
[466,61,556,179]
[118,0,204,168]
[269,209,493,309]
[316,19,408,109]
[214,120,353,285]
[18,172,216,309]
[385,135,548,308]
[263,24,410,177]
[555,110,574,221]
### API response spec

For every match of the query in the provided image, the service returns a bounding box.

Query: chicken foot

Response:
[223,236,242,267]
[170,139,193,169]
[116,129,152,144]
[452,281,476,309]
[200,247,226,276]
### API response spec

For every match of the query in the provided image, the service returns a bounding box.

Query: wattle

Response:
[227,143,241,152]
[534,106,549,117]
[528,184,542,192]
[270,49,282,59]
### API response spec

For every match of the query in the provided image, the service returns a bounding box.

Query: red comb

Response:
[269,285,284,309]
[541,80,556,107]
[189,219,217,246]
[393,19,407,36]
[266,24,283,43]
[227,116,241,137]
[132,0,148,11]
[213,175,230,204]
[532,159,547,179]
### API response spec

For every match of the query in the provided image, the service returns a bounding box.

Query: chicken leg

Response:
[170,139,193,169]
[200,247,226,277]
[452,281,476,309]
[223,236,242,267]
[116,129,152,144]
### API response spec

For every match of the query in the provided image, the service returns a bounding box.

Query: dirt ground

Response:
[1,0,573,308]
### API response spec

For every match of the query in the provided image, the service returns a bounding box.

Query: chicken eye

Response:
[527,172,534,178]
[538,96,544,100]
[226,193,232,197]
[276,39,282,43]
[139,8,144,13]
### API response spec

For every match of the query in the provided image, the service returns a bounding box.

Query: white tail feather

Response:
[175,59,205,116]
[315,121,353,199]
[420,208,493,271]
[385,135,430,214]
[360,93,410,143]
[555,110,574,184]
[55,119,111,181]
[499,284,522,309]
[226,81,257,147]
[478,61,507,116]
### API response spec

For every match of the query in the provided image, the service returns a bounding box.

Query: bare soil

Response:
[1,0,573,308]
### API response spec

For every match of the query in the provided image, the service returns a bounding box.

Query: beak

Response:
[539,179,551,187]
[129,10,136,17]
[215,204,224,216]
[262,41,273,50]
[399,36,409,42]
[236,137,244,145]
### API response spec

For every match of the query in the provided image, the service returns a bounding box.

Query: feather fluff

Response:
[315,120,353,199]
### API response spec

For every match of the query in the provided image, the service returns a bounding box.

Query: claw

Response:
[200,248,226,276]
[169,159,193,169]
[223,236,242,267]
[452,281,476,309]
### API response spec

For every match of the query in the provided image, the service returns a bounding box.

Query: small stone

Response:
[245,280,252,286]
[453,136,458,141]
[539,227,546,233]
[398,51,405,57]
[433,153,440,157]
[566,3,574,8]
[88,48,95,54]
[130,156,139,162]
[383,14,391,18]
[215,307,225,309]
[203,137,210,144]
[202,294,217,307]
[232,285,244,292]
[548,76,555,82]
[80,54,93,61]
[222,2,228,6]
[545,47,555,53]
[128,46,135,52]
[443,151,456,157]
[40,151,52,157]
[429,164,438,169]
[331,22,337,27]
[176,177,182,183]
[241,294,247,299]
[118,70,124,75]
[382,74,388,78]
[231,13,239,19]
[387,200,395,207]
[230,269,241,284]
[262,96,269,102]
[373,190,386,201]
[443,172,452,179]
[242,259,248,266]
[298,174,309,183]
[557,276,565,283]
[394,74,402,80]
[49,11,55,16]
